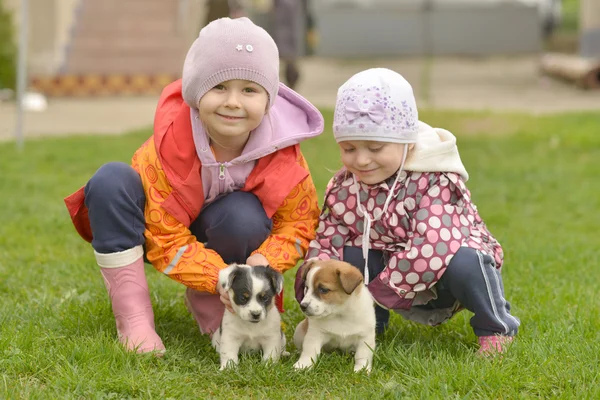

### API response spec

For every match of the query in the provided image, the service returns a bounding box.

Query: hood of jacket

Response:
[194,82,324,163]
[153,79,323,169]
[190,83,324,204]
[151,80,324,221]
[404,121,469,181]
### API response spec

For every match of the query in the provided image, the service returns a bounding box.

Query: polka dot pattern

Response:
[308,171,504,305]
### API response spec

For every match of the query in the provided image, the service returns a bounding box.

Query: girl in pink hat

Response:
[65,17,324,354]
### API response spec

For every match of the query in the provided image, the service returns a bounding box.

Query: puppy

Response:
[293,259,376,373]
[212,263,286,370]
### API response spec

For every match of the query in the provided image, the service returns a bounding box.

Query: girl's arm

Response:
[133,142,229,294]
[294,175,351,303]
[304,173,352,262]
[250,152,321,273]
[369,172,472,310]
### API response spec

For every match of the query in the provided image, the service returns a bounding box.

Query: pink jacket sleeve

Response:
[294,176,351,302]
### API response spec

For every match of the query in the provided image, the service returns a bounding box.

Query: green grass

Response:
[1,109,599,398]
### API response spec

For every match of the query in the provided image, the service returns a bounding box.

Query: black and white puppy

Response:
[212,263,286,370]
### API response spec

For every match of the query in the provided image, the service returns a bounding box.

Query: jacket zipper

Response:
[219,163,226,193]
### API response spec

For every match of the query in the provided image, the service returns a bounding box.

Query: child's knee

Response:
[443,247,488,286]
[85,162,143,203]
[209,192,272,242]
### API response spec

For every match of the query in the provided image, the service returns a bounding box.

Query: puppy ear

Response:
[218,263,240,292]
[300,258,318,281]
[337,264,363,295]
[265,266,284,295]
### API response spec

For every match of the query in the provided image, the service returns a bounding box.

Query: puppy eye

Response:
[318,287,330,295]
[238,293,250,304]
[259,293,272,302]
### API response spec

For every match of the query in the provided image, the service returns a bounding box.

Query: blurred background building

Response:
[1,0,598,143]
[2,0,202,96]
[2,0,595,97]
[311,0,544,57]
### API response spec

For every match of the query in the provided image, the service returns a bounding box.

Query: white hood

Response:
[403,121,469,182]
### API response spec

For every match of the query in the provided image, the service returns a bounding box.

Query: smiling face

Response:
[299,260,364,318]
[198,79,269,146]
[339,141,409,185]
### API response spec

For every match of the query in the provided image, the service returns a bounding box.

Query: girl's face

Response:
[198,79,268,144]
[339,141,408,185]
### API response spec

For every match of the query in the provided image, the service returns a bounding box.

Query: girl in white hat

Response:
[295,68,519,355]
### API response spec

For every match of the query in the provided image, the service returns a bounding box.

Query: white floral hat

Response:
[333,68,419,144]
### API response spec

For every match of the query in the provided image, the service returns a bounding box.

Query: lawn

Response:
[1,109,599,399]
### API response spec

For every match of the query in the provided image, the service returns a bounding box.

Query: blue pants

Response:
[344,246,520,337]
[84,162,272,264]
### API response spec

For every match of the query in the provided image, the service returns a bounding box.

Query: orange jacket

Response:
[65,80,323,296]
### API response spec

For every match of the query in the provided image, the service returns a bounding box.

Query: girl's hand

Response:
[246,253,270,267]
[230,9,245,18]
[218,284,234,314]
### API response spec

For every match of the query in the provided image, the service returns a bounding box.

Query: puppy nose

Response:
[250,311,261,319]
[300,303,308,312]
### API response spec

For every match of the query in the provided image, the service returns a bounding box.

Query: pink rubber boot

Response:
[99,251,165,354]
[184,288,225,336]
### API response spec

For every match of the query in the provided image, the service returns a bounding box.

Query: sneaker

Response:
[478,335,514,356]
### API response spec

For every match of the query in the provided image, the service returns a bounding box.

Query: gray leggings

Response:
[344,246,520,337]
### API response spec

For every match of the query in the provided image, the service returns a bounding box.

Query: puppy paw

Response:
[293,359,313,370]
[353,362,372,374]
[262,354,281,364]
[219,358,238,371]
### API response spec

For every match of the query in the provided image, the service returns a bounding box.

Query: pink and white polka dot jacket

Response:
[302,169,503,310]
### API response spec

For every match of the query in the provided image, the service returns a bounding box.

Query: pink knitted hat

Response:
[182,17,280,109]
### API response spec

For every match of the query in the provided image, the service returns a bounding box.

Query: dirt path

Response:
[1,56,599,142]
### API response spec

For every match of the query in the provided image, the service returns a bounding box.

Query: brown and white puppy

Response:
[293,259,376,373]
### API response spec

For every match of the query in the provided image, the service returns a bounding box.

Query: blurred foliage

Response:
[0,0,17,90]
[561,0,579,33]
